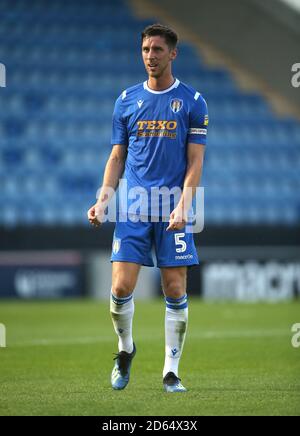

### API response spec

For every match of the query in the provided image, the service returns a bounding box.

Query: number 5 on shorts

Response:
[175,233,187,253]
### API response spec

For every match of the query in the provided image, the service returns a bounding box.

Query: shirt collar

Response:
[143,78,180,94]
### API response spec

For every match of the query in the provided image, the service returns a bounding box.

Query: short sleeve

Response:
[187,94,209,145]
[111,94,128,147]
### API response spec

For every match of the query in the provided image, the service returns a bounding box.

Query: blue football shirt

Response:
[111,78,208,218]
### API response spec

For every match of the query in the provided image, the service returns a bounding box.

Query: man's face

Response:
[142,35,177,79]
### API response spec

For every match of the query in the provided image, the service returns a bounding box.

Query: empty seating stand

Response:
[0,0,299,227]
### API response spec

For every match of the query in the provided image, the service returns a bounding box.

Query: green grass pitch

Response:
[0,299,299,416]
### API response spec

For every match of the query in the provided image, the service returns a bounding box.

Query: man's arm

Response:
[166,143,205,231]
[88,144,127,227]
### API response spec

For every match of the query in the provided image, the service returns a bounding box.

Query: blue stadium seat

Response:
[0,0,299,226]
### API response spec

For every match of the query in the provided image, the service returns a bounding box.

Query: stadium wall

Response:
[137,0,300,114]
[0,225,299,301]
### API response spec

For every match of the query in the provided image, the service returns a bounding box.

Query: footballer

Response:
[88,24,208,392]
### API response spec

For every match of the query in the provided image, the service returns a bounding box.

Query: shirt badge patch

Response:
[137,100,144,108]
[170,98,183,113]
[113,238,121,254]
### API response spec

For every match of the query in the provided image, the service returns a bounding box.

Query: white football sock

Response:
[163,294,188,378]
[110,291,134,354]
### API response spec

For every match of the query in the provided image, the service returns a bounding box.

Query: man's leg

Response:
[111,261,141,353]
[110,261,141,390]
[160,266,188,392]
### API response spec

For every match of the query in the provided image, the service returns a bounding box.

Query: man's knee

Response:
[161,268,187,299]
[111,282,134,298]
[163,276,187,298]
[164,283,185,299]
[112,262,140,298]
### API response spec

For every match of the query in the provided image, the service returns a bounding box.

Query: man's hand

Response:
[87,203,105,227]
[166,206,188,231]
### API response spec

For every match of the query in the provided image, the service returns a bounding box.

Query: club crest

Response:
[113,238,121,254]
[170,98,183,113]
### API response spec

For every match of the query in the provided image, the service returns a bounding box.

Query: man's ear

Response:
[170,48,177,61]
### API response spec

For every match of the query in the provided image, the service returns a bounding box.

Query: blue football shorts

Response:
[111,217,199,268]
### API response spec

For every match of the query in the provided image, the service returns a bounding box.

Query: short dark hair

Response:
[141,23,178,50]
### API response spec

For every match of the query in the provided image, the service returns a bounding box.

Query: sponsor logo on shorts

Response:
[175,254,193,260]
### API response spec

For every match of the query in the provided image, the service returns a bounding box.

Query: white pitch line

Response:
[191,329,289,339]
[9,329,290,348]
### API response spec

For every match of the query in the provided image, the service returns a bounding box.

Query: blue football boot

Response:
[111,343,136,390]
[163,372,187,393]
